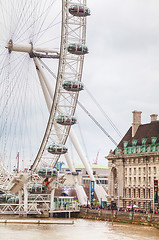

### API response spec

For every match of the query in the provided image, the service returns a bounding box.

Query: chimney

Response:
[132,110,142,137]
[150,114,158,122]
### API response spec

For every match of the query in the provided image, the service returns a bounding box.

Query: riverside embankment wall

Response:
[78,208,159,229]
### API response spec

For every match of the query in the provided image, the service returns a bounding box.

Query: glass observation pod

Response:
[38,167,58,178]
[7,196,19,204]
[62,80,84,92]
[69,5,91,17]
[27,184,46,194]
[47,144,68,154]
[67,43,88,55]
[0,193,13,203]
[56,115,77,125]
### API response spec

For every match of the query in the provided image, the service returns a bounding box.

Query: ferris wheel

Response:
[0,0,90,179]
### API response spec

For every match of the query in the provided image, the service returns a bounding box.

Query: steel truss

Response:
[31,0,87,171]
[0,194,80,215]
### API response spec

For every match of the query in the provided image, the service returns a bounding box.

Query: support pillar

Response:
[24,184,28,216]
[50,188,55,217]
[19,190,23,204]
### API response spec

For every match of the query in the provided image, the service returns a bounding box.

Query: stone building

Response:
[107,111,159,211]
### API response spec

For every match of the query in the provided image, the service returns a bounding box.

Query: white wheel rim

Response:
[0,0,87,181]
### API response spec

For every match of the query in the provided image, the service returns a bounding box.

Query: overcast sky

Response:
[71,0,159,165]
[1,0,159,169]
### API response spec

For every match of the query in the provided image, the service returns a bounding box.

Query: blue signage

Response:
[90,181,95,202]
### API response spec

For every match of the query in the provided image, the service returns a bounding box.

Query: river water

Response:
[0,219,158,240]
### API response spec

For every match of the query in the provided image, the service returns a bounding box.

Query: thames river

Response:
[0,219,158,240]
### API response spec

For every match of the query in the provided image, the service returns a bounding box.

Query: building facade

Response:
[107,111,159,211]
[62,164,108,190]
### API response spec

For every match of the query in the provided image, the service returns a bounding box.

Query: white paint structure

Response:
[0,0,107,208]
[33,57,88,205]
[33,51,107,204]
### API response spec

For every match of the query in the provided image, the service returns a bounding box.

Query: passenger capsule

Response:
[69,5,90,17]
[38,167,58,178]
[67,43,88,55]
[7,196,19,204]
[27,184,46,194]
[0,193,13,203]
[56,115,77,125]
[63,80,84,92]
[47,144,68,154]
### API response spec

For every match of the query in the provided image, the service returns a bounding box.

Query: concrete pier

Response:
[0,219,74,224]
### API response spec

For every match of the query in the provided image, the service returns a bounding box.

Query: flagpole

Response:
[16,152,19,173]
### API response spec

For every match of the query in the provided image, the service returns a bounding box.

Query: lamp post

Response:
[100,198,102,209]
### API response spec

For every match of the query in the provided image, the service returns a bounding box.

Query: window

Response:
[129,177,131,184]
[124,141,128,148]
[129,189,131,198]
[154,167,157,174]
[143,167,145,175]
[133,189,136,198]
[132,139,138,146]
[139,167,141,175]
[148,189,151,198]
[134,177,136,185]
[142,138,147,145]
[129,168,131,175]
[149,177,151,184]
[134,168,136,175]
[143,177,146,184]
[138,189,140,198]
[151,137,157,144]
[143,189,146,198]
[149,167,151,174]
[139,177,141,184]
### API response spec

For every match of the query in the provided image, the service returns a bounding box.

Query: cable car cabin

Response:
[69,5,90,17]
[63,80,84,92]
[47,144,68,154]
[56,115,77,125]
[27,184,46,194]
[38,167,58,178]
[7,196,19,204]
[67,43,88,55]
